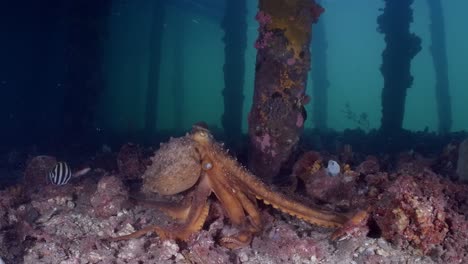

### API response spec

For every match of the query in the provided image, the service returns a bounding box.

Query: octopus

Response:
[112,124,364,248]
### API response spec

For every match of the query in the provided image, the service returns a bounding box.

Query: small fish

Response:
[48,162,72,185]
[191,19,199,24]
[48,162,91,186]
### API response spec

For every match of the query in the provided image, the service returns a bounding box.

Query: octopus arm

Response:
[207,168,263,249]
[112,174,212,241]
[206,166,246,226]
[234,189,262,231]
[130,196,192,221]
[219,153,349,228]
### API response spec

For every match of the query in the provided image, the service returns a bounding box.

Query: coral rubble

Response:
[0,133,467,263]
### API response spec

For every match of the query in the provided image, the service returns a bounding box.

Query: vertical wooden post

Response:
[378,0,421,134]
[248,0,323,181]
[221,0,247,148]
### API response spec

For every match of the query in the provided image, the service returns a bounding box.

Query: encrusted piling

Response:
[248,0,323,181]
[378,0,421,135]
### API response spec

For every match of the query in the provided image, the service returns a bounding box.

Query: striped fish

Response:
[48,162,72,185]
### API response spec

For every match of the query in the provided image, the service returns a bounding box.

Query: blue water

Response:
[96,0,467,135]
[0,0,466,149]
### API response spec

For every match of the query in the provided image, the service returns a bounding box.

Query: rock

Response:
[90,176,128,218]
[23,155,57,186]
[116,143,146,180]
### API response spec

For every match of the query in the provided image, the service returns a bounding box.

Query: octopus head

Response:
[191,122,213,145]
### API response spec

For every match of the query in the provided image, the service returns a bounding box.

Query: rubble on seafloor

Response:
[0,139,467,264]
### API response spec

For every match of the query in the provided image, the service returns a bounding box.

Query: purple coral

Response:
[255,31,273,50]
[255,11,272,26]
[254,11,273,50]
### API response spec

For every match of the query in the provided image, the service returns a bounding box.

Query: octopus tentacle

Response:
[234,188,262,231]
[159,174,213,240]
[219,230,253,249]
[216,185,263,249]
[204,164,246,226]
[130,196,192,221]
[203,143,350,228]
[150,200,211,241]
[110,225,163,241]
[164,200,211,240]
[112,174,212,242]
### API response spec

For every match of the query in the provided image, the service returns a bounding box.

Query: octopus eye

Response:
[202,162,213,170]
[199,131,206,137]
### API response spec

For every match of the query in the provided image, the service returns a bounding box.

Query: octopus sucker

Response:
[258,196,343,228]
[112,124,359,247]
[194,201,211,232]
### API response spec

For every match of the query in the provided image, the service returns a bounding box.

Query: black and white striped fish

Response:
[48,162,73,185]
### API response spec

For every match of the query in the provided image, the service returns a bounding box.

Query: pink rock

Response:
[252,221,320,262]
[373,173,449,254]
[356,159,380,175]
[90,176,128,218]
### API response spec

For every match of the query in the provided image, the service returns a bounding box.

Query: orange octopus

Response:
[112,124,364,248]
